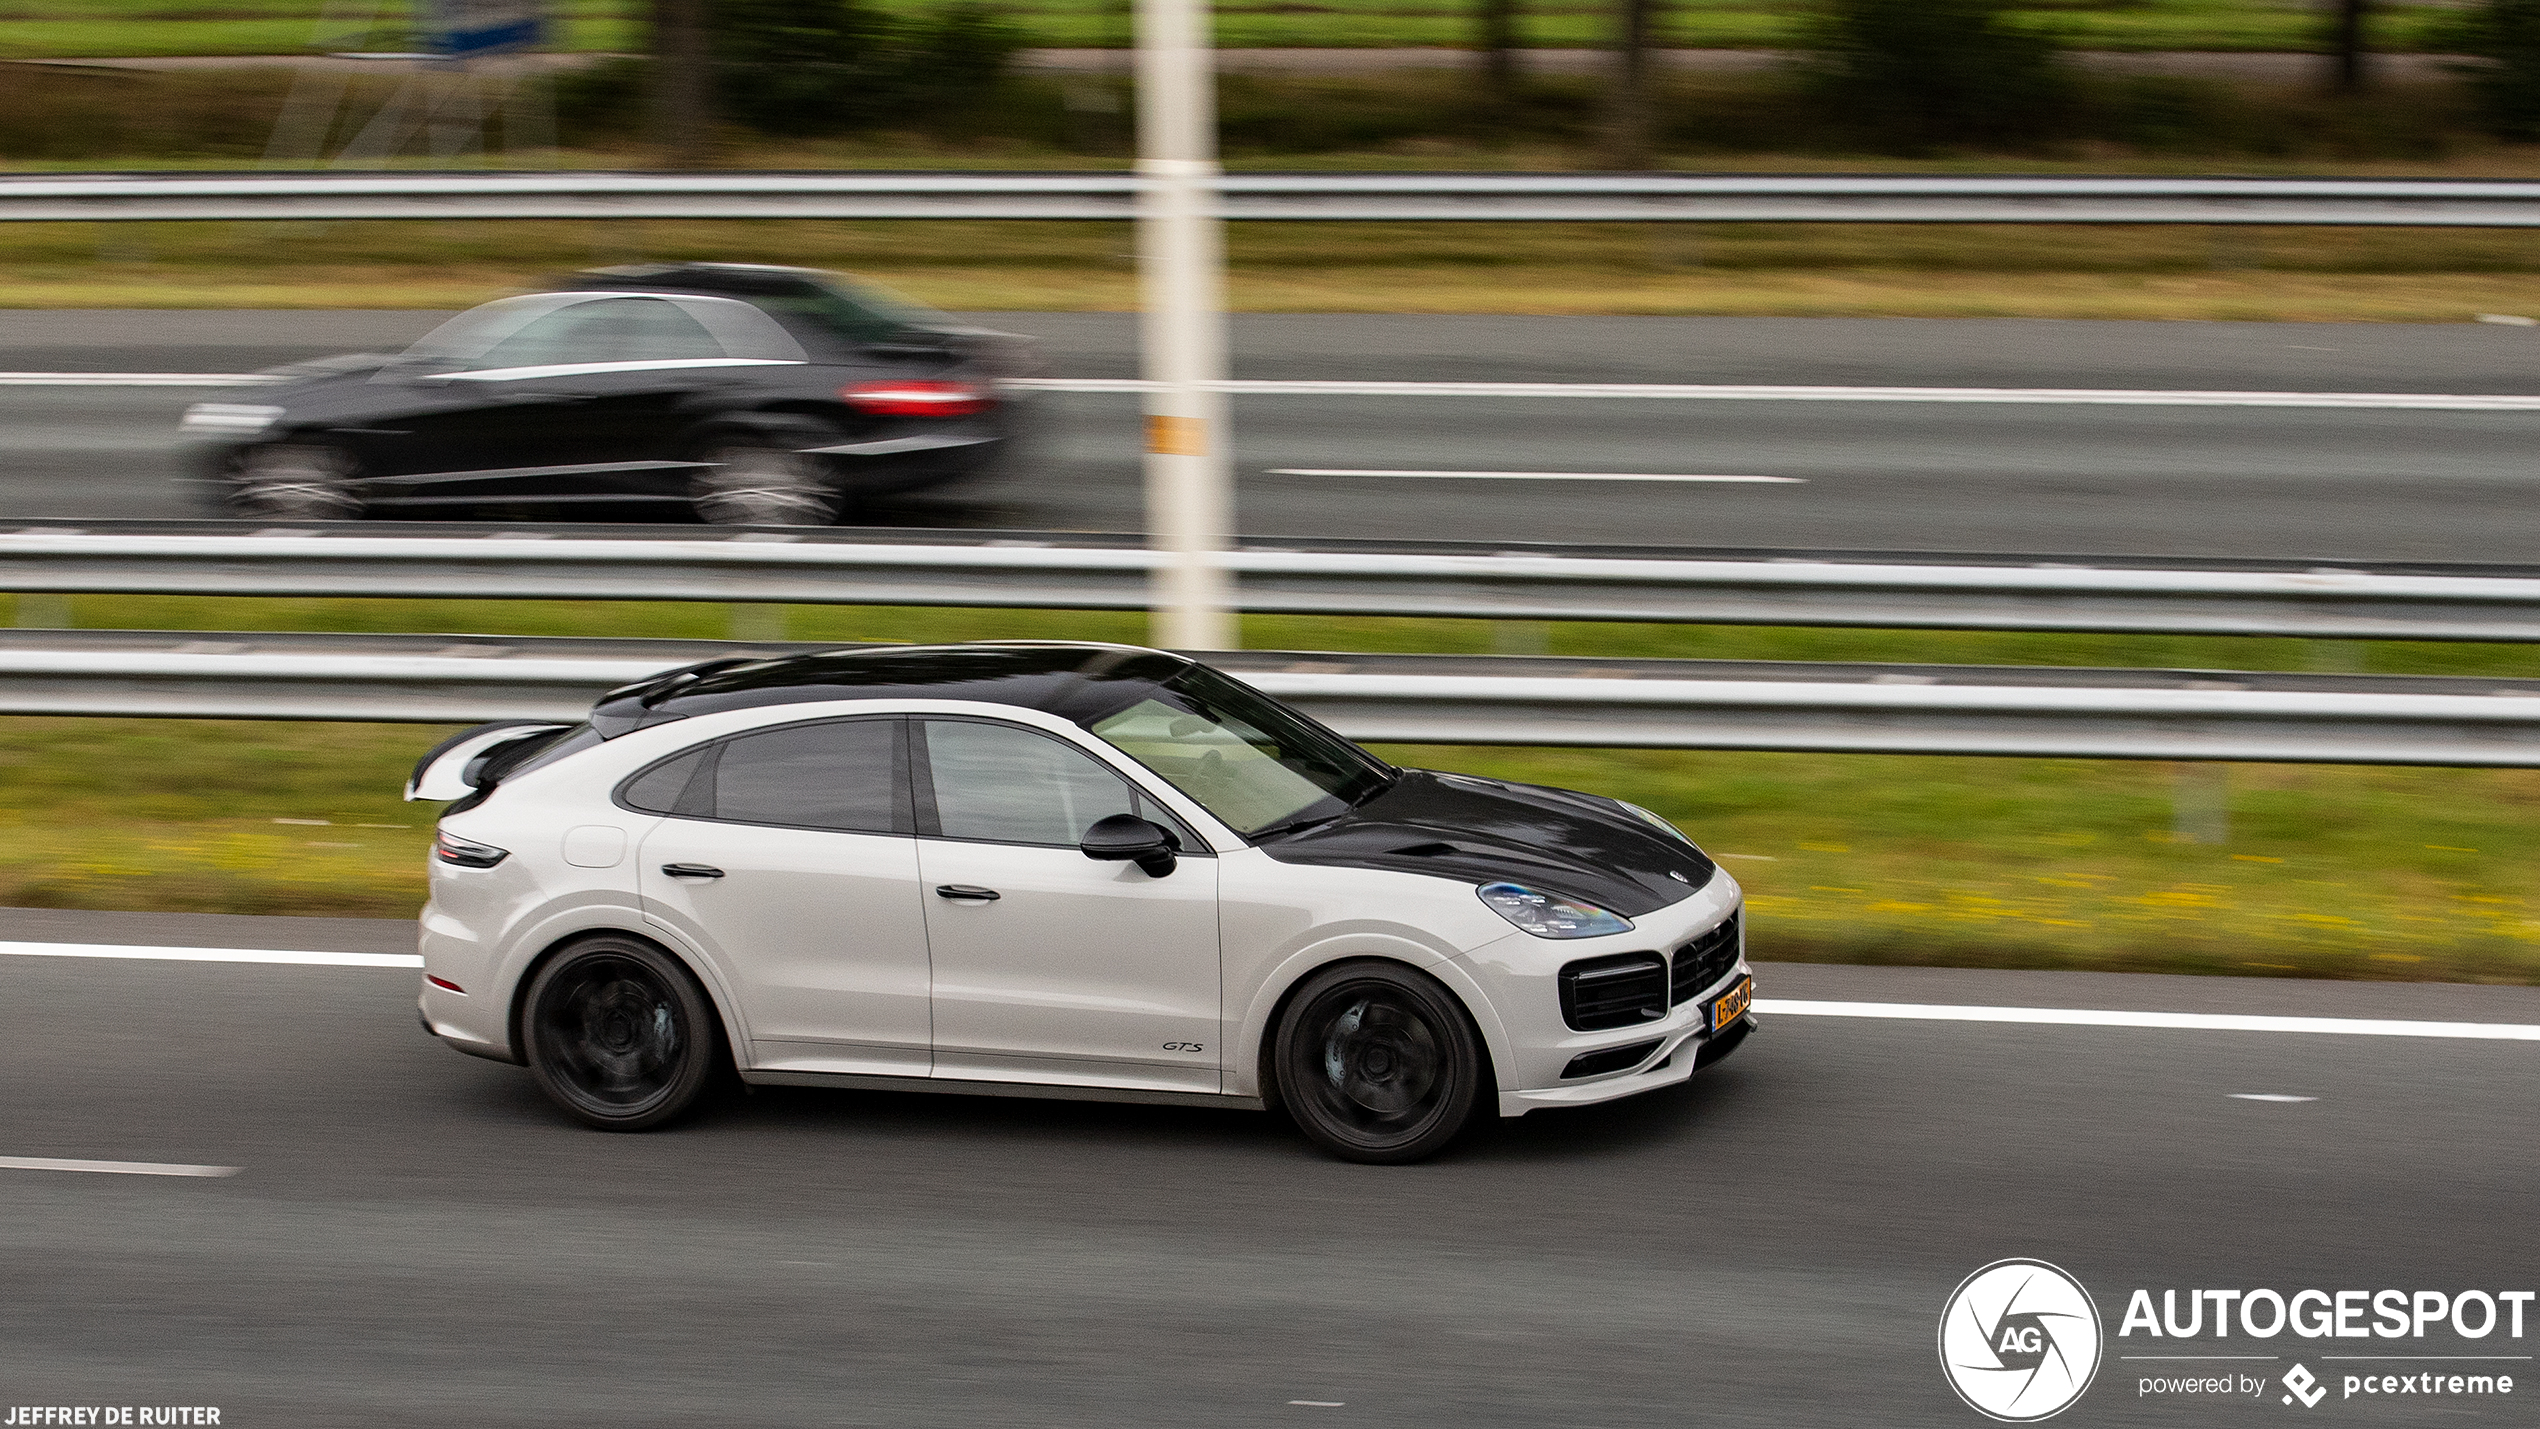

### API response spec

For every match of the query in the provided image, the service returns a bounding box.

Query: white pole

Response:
[1135,0,1234,650]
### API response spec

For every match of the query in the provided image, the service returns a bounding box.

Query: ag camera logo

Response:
[1940,1259,2105,1421]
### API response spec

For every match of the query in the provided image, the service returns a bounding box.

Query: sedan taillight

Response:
[841,380,992,416]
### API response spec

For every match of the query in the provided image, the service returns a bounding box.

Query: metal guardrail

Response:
[15,530,2540,642]
[10,631,2540,765]
[11,170,2540,226]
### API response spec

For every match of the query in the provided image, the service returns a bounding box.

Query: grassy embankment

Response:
[11,208,2540,321]
[1,60,2536,321]
[0,0,2481,56]
[9,593,2540,983]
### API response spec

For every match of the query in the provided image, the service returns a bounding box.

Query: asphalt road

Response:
[3,906,2536,1427]
[5,311,2540,560]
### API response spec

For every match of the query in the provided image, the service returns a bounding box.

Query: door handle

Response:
[933,884,1000,902]
[661,863,725,879]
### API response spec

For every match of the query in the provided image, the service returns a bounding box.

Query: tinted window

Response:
[715,719,900,831]
[620,745,708,815]
[622,719,901,832]
[751,275,942,346]
[923,720,1139,847]
[465,297,725,370]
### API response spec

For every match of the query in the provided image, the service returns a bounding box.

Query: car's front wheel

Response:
[523,936,723,1131]
[225,441,365,520]
[689,439,840,526]
[1273,961,1488,1164]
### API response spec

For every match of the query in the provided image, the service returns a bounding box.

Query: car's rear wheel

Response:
[523,936,722,1131]
[690,440,840,526]
[225,441,364,520]
[1274,962,1487,1164]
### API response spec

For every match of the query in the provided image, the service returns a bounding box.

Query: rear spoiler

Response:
[404,721,574,802]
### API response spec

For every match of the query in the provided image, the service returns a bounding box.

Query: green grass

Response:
[0,0,2478,57]
[16,205,2540,322]
[9,593,2540,982]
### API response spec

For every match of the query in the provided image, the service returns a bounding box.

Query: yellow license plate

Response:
[1711,976,1753,1031]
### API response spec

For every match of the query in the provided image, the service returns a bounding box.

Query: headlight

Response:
[180,402,283,437]
[1478,881,1632,939]
[1616,798,1698,849]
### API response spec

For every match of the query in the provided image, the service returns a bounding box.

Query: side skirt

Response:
[741,1068,1267,1113]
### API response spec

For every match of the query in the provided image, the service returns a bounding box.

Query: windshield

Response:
[1085,665,1393,837]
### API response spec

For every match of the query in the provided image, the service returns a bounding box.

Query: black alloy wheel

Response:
[226,441,365,520]
[1274,962,1487,1164]
[689,440,841,526]
[523,936,723,1131]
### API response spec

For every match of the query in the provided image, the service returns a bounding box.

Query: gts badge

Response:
[1162,1042,1206,1053]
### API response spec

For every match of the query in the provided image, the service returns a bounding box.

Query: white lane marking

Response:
[1267,468,1802,484]
[16,371,2540,410]
[1756,998,2540,1040]
[2230,1093,2319,1102]
[1017,378,2540,410]
[0,1156,239,1177]
[0,373,269,386]
[5,940,2529,1042]
[0,940,423,969]
[1287,1403,1346,1408]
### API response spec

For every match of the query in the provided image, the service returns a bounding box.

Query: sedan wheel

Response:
[523,937,722,1131]
[1275,962,1486,1163]
[691,442,840,526]
[226,442,364,520]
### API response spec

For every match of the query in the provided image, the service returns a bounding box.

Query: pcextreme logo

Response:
[1939,1259,2106,1422]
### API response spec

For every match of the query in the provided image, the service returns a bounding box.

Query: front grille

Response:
[1558,953,1669,1031]
[1669,911,1743,1006]
[1561,1039,1664,1080]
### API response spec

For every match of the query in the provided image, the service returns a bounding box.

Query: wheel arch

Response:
[675,407,844,457]
[507,926,745,1074]
[1244,950,1509,1112]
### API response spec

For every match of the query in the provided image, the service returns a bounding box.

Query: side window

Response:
[620,719,903,833]
[620,745,710,815]
[921,720,1145,848]
[464,297,725,371]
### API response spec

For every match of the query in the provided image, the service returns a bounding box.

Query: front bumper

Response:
[1499,1003,1755,1115]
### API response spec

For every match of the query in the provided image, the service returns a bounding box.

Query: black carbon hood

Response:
[1257,769,1712,917]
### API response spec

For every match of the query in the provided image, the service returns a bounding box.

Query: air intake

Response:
[1559,953,1668,1031]
[1561,1039,1665,1080]
[1670,911,1742,1007]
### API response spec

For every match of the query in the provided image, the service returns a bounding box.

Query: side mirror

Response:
[1080,813,1178,878]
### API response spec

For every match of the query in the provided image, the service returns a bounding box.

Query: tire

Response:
[522,936,724,1132]
[1273,961,1488,1164]
[225,441,365,520]
[689,439,841,526]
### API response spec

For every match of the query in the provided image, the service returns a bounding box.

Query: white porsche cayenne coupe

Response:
[409,641,1753,1162]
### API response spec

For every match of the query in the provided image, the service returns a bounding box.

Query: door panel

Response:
[913,718,1222,1093]
[917,840,1221,1091]
[640,821,930,1076]
[630,716,929,1077]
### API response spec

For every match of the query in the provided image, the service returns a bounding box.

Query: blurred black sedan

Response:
[181,263,1037,524]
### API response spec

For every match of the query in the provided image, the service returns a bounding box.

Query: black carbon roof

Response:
[590,642,1197,735]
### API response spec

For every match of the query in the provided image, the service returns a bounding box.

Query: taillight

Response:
[426,974,466,994]
[433,830,509,869]
[841,379,992,416]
